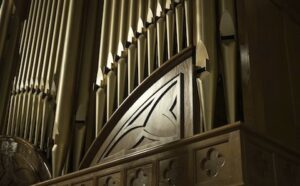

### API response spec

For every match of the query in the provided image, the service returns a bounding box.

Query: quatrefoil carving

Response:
[131,169,148,186]
[104,177,118,186]
[201,148,225,177]
[163,160,179,185]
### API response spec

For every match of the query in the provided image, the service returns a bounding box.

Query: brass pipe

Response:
[136,0,147,83]
[96,0,112,84]
[106,68,117,120]
[45,0,65,94]
[19,92,28,136]
[219,0,237,123]
[40,96,50,149]
[166,9,174,59]
[25,0,44,89]
[156,1,166,67]
[146,9,156,75]
[128,0,138,34]
[96,86,106,135]
[20,0,39,91]
[34,0,53,146]
[32,0,51,90]
[34,92,44,145]
[52,0,84,177]
[52,0,70,96]
[175,3,183,52]
[14,93,23,136]
[27,0,47,142]
[95,0,108,132]
[39,0,57,91]
[14,19,27,94]
[127,44,137,94]
[184,0,192,46]
[39,0,59,148]
[72,0,99,170]
[16,1,37,137]
[107,0,121,60]
[194,0,218,131]
[24,91,33,139]
[145,0,156,75]
[17,21,30,136]
[118,0,129,46]
[3,17,27,136]
[19,1,38,138]
[137,34,146,84]
[117,57,127,105]
[29,94,38,142]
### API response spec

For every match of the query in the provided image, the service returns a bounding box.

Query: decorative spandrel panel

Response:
[96,74,184,162]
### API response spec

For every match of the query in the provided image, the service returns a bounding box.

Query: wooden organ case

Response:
[0,0,299,185]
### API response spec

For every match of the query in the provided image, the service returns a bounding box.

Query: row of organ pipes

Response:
[0,0,238,178]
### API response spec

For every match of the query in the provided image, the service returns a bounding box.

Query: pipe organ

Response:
[0,0,250,184]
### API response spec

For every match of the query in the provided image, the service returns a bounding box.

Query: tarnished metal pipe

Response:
[25,0,44,89]
[39,0,59,149]
[137,34,146,84]
[146,9,156,75]
[117,57,127,105]
[194,0,218,131]
[184,0,192,46]
[156,1,166,67]
[45,0,65,94]
[175,3,183,52]
[34,0,53,146]
[95,0,112,135]
[52,0,84,177]
[96,85,106,135]
[136,0,147,83]
[27,0,47,142]
[96,0,112,84]
[127,43,137,94]
[166,8,174,59]
[219,0,237,123]
[72,0,99,170]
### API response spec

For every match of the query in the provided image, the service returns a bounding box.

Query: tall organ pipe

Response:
[194,0,218,131]
[52,0,84,177]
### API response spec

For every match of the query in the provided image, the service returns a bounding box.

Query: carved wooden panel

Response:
[195,141,229,185]
[98,172,121,186]
[275,155,300,186]
[101,74,183,160]
[35,124,300,186]
[126,164,153,186]
[159,157,185,186]
[244,141,276,186]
